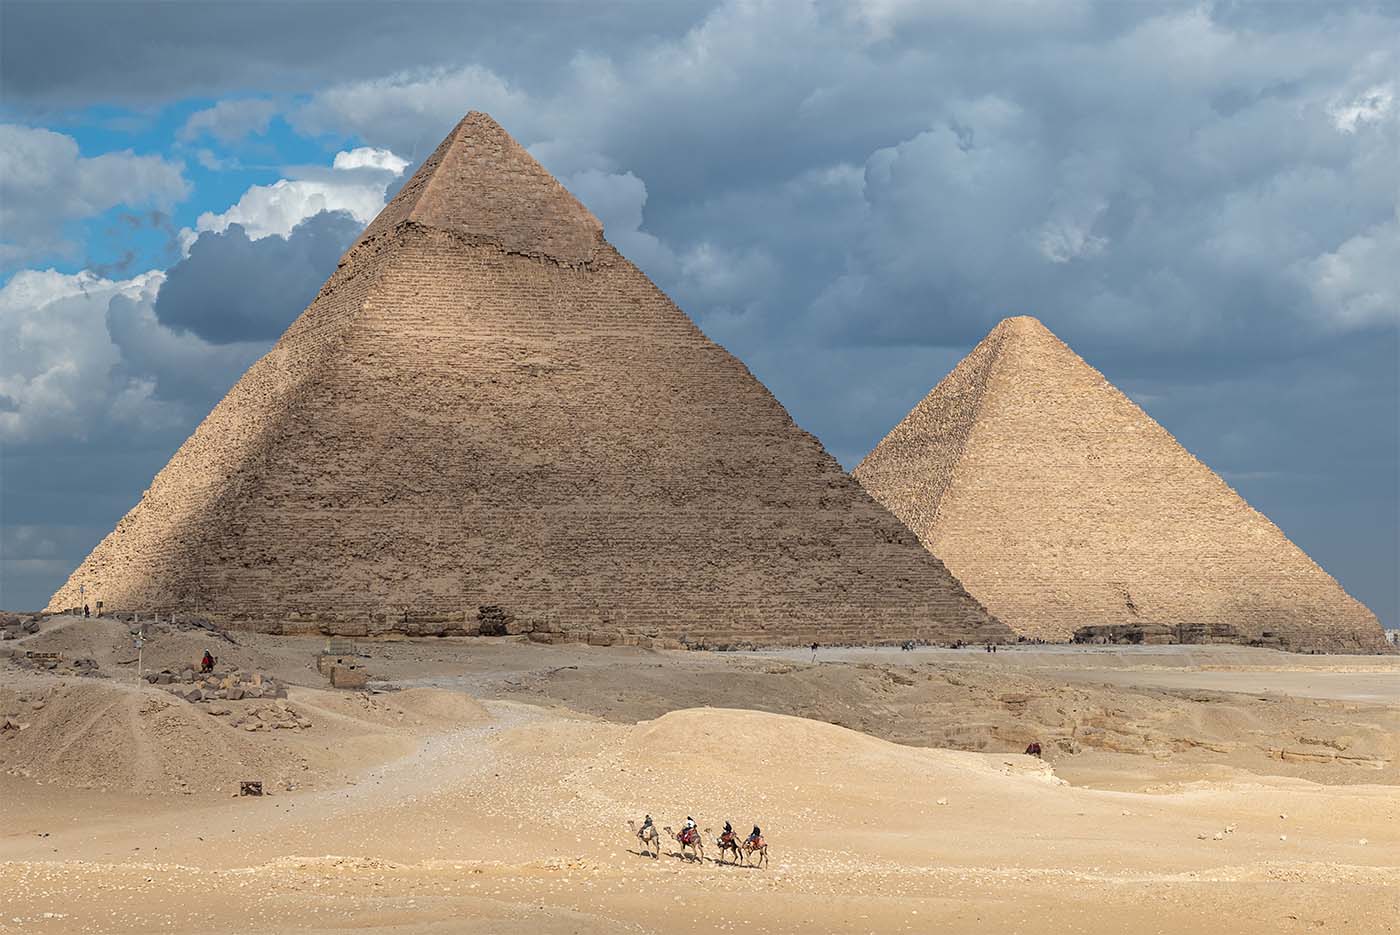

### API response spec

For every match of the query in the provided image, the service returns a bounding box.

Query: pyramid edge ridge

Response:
[45,241,398,615]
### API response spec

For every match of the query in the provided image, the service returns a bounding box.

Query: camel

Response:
[708,827,742,865]
[663,825,705,862]
[627,819,660,858]
[740,833,769,868]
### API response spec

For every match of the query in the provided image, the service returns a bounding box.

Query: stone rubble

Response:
[144,666,287,702]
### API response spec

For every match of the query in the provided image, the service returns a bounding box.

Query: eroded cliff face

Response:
[48,112,1007,649]
[856,316,1388,654]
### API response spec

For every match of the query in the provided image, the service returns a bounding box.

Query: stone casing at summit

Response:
[48,112,1009,648]
[854,316,1388,653]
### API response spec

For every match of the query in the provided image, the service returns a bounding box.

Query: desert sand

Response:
[3,615,1398,934]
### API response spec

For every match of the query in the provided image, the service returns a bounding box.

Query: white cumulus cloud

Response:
[0,125,188,266]
[193,145,408,241]
[0,267,268,446]
[0,268,168,442]
[332,146,410,174]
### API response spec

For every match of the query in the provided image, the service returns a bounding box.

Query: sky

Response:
[0,0,1396,627]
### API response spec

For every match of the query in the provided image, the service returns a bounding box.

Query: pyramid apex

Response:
[360,111,603,264]
[993,314,1053,334]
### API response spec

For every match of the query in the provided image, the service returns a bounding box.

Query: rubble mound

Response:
[144,665,287,702]
[0,681,310,794]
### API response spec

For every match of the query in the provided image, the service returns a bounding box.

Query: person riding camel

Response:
[720,821,735,844]
[641,814,654,833]
[747,824,763,847]
[681,816,698,845]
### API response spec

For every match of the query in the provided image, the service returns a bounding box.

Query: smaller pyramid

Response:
[854,316,1387,652]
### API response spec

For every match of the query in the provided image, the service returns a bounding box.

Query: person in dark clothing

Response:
[83,604,90,619]
[200,650,215,673]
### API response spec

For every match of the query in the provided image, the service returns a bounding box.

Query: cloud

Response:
[194,178,381,240]
[194,146,405,240]
[1298,220,1400,331]
[155,210,363,344]
[177,98,277,143]
[1329,83,1395,134]
[561,168,677,277]
[0,125,188,266]
[332,146,410,174]
[0,2,711,109]
[293,64,537,161]
[0,268,259,446]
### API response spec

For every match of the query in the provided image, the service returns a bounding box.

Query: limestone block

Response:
[330,666,368,689]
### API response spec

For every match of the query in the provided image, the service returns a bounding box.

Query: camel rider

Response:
[721,821,735,844]
[640,815,654,835]
[682,816,697,843]
[747,825,762,845]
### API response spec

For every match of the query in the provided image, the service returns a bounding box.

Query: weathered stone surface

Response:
[330,666,368,689]
[854,316,1387,653]
[44,111,1008,649]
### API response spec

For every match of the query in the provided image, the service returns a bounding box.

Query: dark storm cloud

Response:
[0,0,711,111]
[153,210,361,344]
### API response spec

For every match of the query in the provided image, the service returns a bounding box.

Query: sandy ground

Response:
[2,616,1398,934]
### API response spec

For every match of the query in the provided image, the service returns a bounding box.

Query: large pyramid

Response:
[854,316,1387,653]
[48,112,1009,648]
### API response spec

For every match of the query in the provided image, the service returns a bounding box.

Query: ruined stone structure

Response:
[48,112,1009,649]
[854,316,1388,653]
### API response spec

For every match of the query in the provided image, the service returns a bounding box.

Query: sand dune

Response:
[3,624,1398,933]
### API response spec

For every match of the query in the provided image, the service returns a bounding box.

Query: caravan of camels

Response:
[628,817,769,867]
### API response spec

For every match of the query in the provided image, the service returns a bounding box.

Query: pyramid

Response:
[854,316,1387,653]
[48,112,1009,648]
